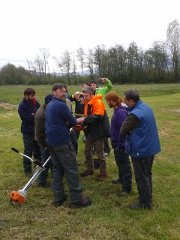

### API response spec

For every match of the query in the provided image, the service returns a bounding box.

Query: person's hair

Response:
[44,94,53,105]
[82,86,94,95]
[52,83,65,91]
[105,92,123,105]
[24,88,35,96]
[124,89,140,102]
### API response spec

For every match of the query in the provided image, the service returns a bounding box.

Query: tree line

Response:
[0,20,180,85]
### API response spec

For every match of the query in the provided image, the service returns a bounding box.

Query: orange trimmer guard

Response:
[10,190,26,205]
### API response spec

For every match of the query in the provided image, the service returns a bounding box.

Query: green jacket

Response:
[95,79,112,102]
[96,79,112,96]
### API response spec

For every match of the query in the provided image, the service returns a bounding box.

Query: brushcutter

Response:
[11,147,43,167]
[10,147,51,205]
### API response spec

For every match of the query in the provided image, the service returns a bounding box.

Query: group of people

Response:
[17,78,161,210]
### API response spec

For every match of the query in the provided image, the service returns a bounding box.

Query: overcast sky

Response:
[0,0,179,71]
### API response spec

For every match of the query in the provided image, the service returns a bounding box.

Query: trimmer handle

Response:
[11,147,19,153]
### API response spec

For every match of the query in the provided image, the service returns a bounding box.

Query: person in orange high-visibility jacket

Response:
[79,86,107,181]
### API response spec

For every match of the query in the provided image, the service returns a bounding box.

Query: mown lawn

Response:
[0,84,180,240]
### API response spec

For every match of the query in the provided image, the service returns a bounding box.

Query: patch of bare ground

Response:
[0,101,17,110]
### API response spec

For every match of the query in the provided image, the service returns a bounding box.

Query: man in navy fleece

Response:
[45,84,91,208]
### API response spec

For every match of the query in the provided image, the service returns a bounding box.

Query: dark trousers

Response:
[38,147,53,186]
[131,156,154,208]
[104,138,111,154]
[114,147,132,193]
[22,134,41,174]
[84,135,106,175]
[70,129,78,154]
[49,142,83,203]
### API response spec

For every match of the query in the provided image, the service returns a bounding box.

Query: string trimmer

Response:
[10,147,51,205]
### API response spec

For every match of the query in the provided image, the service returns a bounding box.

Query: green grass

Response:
[0,84,180,239]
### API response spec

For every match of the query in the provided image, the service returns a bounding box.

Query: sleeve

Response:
[35,117,47,148]
[18,104,35,124]
[105,79,113,93]
[120,113,140,136]
[61,104,77,126]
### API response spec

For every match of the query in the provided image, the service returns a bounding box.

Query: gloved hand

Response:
[73,124,84,132]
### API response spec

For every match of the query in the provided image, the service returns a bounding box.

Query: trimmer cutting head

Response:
[10,190,26,205]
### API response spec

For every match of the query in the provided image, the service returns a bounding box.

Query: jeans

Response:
[114,147,132,193]
[49,142,83,203]
[70,129,78,154]
[104,138,111,154]
[131,156,154,208]
[22,134,41,174]
[38,147,53,186]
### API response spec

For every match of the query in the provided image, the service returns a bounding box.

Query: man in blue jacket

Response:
[45,84,91,208]
[121,89,161,210]
[18,88,41,177]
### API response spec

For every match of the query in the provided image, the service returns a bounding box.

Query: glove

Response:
[73,124,84,131]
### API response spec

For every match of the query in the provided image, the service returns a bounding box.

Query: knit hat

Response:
[44,94,52,105]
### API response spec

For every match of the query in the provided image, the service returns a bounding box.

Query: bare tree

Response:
[86,49,95,80]
[61,50,72,84]
[77,47,85,76]
[167,19,180,82]
[26,59,36,73]
[53,56,64,76]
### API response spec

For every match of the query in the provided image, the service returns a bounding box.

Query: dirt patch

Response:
[0,101,17,110]
[161,108,180,114]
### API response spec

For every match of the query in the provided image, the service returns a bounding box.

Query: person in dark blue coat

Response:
[121,89,161,210]
[18,88,41,177]
[45,84,91,208]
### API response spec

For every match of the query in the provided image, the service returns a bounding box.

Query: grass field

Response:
[0,84,180,240]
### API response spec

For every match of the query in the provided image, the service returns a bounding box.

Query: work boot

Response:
[80,170,94,177]
[51,195,67,207]
[70,197,92,208]
[96,173,107,181]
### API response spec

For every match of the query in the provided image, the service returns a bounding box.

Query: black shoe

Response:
[70,197,92,208]
[112,178,122,184]
[51,195,67,207]
[128,201,152,210]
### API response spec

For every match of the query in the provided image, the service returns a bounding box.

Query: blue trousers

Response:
[22,134,41,174]
[49,142,83,203]
[38,147,52,186]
